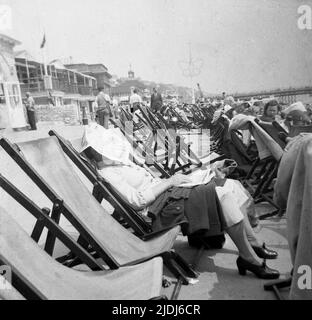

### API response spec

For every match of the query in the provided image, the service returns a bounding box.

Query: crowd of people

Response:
[6,85,311,300]
[88,88,312,299]
[94,85,312,134]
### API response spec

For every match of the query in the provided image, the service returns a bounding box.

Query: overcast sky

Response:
[2,0,312,93]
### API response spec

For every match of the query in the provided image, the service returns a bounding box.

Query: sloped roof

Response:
[0,33,21,46]
[14,50,36,61]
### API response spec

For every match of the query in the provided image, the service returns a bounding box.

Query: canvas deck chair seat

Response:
[50,130,223,238]
[0,287,25,300]
[0,206,163,300]
[49,130,172,237]
[0,137,197,285]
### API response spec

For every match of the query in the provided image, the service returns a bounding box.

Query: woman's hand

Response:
[169,174,192,187]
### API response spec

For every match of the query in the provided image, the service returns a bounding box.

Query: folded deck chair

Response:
[0,137,197,285]
[0,206,164,300]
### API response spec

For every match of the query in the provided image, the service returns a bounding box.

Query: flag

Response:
[40,33,46,49]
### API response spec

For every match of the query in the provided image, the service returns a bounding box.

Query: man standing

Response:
[25,92,37,130]
[129,89,142,113]
[112,97,120,119]
[95,87,112,129]
[150,87,163,114]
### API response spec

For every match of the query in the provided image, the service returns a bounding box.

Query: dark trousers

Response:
[27,110,37,130]
[96,108,110,128]
[131,102,140,113]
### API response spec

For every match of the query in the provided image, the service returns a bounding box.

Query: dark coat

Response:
[151,93,163,112]
[148,180,225,236]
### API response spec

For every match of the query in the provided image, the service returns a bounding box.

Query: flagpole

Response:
[41,31,48,76]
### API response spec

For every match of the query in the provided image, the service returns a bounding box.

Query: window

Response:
[7,83,21,108]
[0,83,6,104]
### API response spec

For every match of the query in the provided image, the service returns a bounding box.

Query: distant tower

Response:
[128,64,135,79]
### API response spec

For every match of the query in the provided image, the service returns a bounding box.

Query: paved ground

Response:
[0,123,292,300]
[162,213,291,300]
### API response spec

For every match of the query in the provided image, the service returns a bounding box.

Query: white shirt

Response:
[98,162,214,211]
[99,163,160,211]
[130,93,142,105]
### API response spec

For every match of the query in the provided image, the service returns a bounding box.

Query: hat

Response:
[283,101,306,115]
[286,110,310,123]
[80,123,132,165]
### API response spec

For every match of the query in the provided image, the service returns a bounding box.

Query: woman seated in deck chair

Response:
[80,123,280,280]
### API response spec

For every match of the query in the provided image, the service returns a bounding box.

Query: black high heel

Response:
[252,243,278,260]
[236,256,280,279]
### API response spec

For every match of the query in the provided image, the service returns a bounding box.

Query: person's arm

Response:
[151,174,192,198]
[99,168,191,211]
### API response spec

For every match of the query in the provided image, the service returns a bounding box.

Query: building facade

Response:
[110,68,148,103]
[0,34,27,130]
[65,63,112,91]
[15,56,98,124]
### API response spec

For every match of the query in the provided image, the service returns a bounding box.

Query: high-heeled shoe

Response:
[236,256,280,279]
[252,243,278,260]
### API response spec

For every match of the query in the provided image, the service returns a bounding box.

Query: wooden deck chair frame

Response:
[272,120,288,135]
[255,119,286,149]
[187,105,206,126]
[0,137,197,285]
[110,118,171,178]
[49,129,174,238]
[0,143,116,271]
[240,136,281,217]
[0,203,166,300]
[119,106,148,134]
[0,173,106,272]
[165,108,193,130]
[137,105,203,175]
[113,116,201,176]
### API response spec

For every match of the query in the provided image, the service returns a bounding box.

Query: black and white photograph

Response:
[0,0,312,303]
